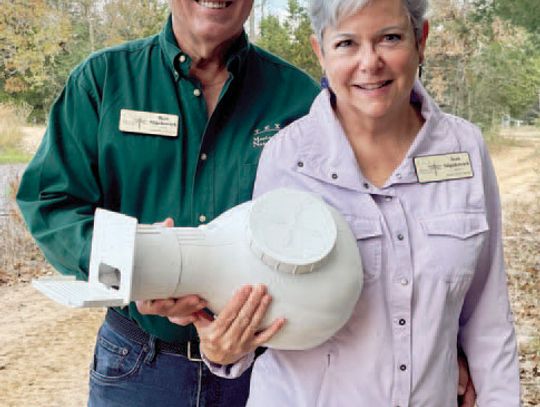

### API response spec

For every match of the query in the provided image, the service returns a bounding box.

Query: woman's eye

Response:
[383,34,402,43]
[335,39,353,48]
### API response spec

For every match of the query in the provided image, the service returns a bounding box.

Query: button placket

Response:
[380,196,412,404]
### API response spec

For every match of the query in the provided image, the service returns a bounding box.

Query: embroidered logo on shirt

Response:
[119,109,179,137]
[252,123,281,148]
[414,152,473,183]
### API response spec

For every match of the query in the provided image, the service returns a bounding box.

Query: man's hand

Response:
[193,285,285,366]
[136,296,208,325]
[135,217,208,326]
[458,351,477,406]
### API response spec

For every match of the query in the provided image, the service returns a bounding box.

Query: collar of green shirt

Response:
[159,14,250,79]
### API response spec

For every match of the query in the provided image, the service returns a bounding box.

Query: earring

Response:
[320,75,329,89]
[320,74,337,107]
[418,64,423,79]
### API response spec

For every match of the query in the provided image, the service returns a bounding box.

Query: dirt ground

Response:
[0,127,538,406]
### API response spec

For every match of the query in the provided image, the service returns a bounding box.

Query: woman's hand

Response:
[193,285,286,366]
[457,352,476,406]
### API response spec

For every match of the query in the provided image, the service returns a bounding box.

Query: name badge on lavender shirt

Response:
[119,109,179,137]
[414,152,473,183]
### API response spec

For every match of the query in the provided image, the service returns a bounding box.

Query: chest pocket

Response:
[420,213,489,281]
[346,217,383,282]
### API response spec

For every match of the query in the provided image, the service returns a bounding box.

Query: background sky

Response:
[265,0,292,16]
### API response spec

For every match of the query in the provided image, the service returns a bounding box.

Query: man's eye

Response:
[335,39,353,48]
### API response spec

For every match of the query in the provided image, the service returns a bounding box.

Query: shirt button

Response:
[385,196,392,202]
[362,182,369,189]
[198,215,207,223]
[331,173,338,180]
[297,161,304,168]
[400,278,409,286]
[179,54,186,63]
[200,153,208,161]
[193,88,202,97]
[397,233,404,241]
[399,364,407,371]
[398,318,406,326]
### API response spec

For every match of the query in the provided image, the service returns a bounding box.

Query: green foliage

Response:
[0,0,72,121]
[0,0,168,121]
[257,0,321,80]
[1,0,539,131]
[493,0,540,36]
[424,1,540,130]
[100,0,168,47]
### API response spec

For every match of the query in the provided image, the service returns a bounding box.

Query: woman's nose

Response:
[357,46,382,73]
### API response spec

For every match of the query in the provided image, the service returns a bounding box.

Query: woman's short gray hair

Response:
[309,0,428,43]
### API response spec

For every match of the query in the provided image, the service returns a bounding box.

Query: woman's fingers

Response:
[229,285,267,333]
[209,285,253,336]
[239,291,271,343]
[253,317,287,347]
[195,284,285,365]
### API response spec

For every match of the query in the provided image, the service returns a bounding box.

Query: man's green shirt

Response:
[17,17,319,343]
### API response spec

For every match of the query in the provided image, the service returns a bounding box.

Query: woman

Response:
[194,0,521,404]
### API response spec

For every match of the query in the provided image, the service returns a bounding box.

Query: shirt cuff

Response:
[202,351,255,379]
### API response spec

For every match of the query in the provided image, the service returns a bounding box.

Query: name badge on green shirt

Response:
[414,152,473,183]
[119,109,179,137]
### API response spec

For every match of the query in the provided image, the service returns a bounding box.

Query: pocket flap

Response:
[421,213,489,239]
[346,217,383,240]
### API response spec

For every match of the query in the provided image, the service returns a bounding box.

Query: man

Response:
[17,1,318,405]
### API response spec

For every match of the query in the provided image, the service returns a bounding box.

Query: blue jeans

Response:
[88,314,252,406]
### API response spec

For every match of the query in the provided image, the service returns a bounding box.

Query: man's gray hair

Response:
[309,0,428,43]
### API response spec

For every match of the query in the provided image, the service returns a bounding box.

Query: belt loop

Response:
[144,335,157,364]
[188,341,203,362]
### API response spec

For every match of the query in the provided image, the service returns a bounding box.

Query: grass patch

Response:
[0,148,32,164]
[485,126,533,154]
[0,103,33,164]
